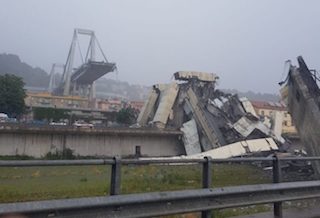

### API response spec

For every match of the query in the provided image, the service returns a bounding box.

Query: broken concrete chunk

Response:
[186,88,222,149]
[140,138,278,160]
[152,83,179,128]
[189,138,278,159]
[174,71,219,82]
[239,97,258,117]
[233,116,271,138]
[137,89,159,126]
[281,56,320,175]
[180,119,202,155]
[272,111,284,141]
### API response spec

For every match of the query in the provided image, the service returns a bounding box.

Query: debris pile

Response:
[281,56,320,175]
[138,71,283,156]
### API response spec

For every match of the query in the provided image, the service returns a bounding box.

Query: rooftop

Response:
[251,100,287,111]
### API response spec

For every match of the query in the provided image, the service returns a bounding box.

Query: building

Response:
[97,100,110,111]
[250,101,297,134]
[96,98,123,112]
[25,92,90,109]
[129,100,144,111]
[24,92,119,123]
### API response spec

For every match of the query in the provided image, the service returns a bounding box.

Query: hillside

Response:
[95,78,150,101]
[0,53,49,87]
[223,89,280,102]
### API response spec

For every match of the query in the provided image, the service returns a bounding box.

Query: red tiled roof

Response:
[251,100,287,111]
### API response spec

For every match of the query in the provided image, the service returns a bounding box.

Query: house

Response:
[251,100,296,134]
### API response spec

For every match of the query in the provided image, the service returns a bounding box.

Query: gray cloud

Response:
[1,0,320,93]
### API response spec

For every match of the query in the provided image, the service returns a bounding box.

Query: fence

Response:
[0,156,320,218]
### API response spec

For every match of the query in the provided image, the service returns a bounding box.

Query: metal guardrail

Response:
[0,156,320,218]
[2,181,320,218]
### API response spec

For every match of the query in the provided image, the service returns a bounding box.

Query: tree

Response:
[116,107,139,125]
[33,107,69,121]
[0,74,26,118]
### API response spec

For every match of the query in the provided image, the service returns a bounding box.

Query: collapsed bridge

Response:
[137,71,284,157]
[281,56,320,175]
[52,28,116,100]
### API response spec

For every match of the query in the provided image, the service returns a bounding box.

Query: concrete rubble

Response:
[137,71,284,157]
[187,138,278,159]
[281,56,320,175]
[140,138,278,160]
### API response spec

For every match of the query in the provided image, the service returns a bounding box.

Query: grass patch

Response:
[0,155,34,160]
[0,163,270,217]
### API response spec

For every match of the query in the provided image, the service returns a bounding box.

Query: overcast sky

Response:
[1,0,320,93]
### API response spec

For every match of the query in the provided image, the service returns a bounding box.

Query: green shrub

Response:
[45,148,75,160]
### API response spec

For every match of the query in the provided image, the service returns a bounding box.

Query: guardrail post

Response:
[202,156,212,218]
[273,155,282,218]
[110,156,121,195]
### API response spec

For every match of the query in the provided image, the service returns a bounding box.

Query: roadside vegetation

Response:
[0,74,26,118]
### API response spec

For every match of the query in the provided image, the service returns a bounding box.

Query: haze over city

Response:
[1,0,320,93]
[3,1,320,217]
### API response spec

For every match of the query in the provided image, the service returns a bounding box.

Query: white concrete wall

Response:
[0,132,184,158]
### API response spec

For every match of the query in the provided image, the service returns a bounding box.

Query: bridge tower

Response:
[48,63,64,93]
[56,28,116,100]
